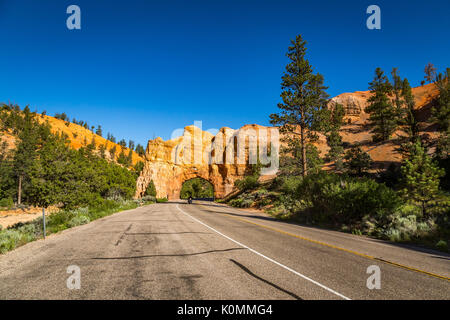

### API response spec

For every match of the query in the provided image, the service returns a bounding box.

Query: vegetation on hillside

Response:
[54,111,146,157]
[0,104,140,209]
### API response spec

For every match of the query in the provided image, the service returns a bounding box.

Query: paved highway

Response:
[0,201,449,299]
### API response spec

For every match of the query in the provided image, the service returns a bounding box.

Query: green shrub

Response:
[145,180,157,197]
[394,203,422,217]
[435,240,448,252]
[296,172,401,224]
[241,199,253,208]
[380,213,436,242]
[255,188,268,196]
[67,215,90,228]
[0,230,22,253]
[0,227,36,254]
[234,175,259,191]
[279,176,303,195]
[229,198,243,207]
[156,197,168,203]
[0,197,13,209]
[141,195,156,202]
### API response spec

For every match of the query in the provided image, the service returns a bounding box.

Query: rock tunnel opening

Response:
[180,177,215,200]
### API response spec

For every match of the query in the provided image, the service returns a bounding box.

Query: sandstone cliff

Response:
[135,124,279,199]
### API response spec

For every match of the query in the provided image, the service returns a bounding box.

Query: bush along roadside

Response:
[226,172,450,253]
[0,198,154,254]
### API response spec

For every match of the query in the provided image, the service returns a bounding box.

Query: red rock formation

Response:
[135,124,279,199]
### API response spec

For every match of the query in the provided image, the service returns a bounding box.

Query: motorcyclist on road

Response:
[188,196,193,204]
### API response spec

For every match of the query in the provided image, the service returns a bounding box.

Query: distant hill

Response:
[0,111,144,167]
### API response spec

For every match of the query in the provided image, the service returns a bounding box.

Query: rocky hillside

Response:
[317,82,440,169]
[0,111,144,167]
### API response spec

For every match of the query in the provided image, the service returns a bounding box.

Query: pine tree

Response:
[270,34,329,176]
[400,142,444,216]
[118,139,127,147]
[127,149,133,167]
[145,180,157,197]
[135,144,145,156]
[109,145,117,159]
[0,140,14,201]
[344,146,372,175]
[424,63,437,84]
[87,137,96,153]
[431,68,450,159]
[365,68,398,142]
[133,161,144,174]
[325,103,345,171]
[400,78,420,145]
[391,68,404,115]
[13,106,39,205]
[96,125,103,137]
[99,144,106,159]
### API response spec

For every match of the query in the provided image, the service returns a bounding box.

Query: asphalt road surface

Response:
[0,201,449,300]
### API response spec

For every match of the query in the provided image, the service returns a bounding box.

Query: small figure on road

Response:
[188,196,193,204]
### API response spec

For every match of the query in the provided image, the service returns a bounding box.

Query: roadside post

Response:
[42,208,46,239]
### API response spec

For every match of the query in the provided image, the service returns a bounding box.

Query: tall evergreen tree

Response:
[99,144,106,159]
[96,125,103,137]
[109,145,117,159]
[270,34,329,176]
[400,142,445,216]
[424,63,437,84]
[344,146,372,175]
[118,139,127,147]
[135,144,145,156]
[325,103,345,171]
[365,68,398,142]
[391,68,404,115]
[431,68,450,159]
[400,78,420,145]
[13,106,39,204]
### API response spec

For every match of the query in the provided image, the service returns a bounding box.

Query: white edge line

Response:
[176,204,351,300]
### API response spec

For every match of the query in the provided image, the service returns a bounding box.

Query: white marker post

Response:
[42,208,46,239]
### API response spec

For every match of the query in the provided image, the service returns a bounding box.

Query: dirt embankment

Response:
[0,206,59,229]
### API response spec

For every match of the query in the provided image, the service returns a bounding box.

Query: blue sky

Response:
[0,0,449,146]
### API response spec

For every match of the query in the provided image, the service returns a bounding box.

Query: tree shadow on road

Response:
[229,259,302,300]
[90,247,245,260]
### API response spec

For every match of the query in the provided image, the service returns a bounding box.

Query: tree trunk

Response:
[17,175,22,205]
[422,201,426,218]
[300,124,307,177]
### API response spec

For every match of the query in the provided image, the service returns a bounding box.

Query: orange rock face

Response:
[135,124,279,199]
[326,82,440,169]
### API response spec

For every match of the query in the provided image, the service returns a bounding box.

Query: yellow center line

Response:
[200,204,450,282]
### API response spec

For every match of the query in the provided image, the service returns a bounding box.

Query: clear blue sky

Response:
[0,0,449,146]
